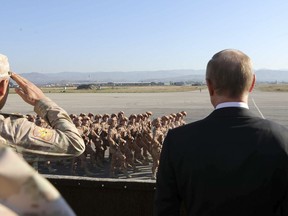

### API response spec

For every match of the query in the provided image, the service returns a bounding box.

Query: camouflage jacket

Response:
[0,146,75,215]
[0,97,85,160]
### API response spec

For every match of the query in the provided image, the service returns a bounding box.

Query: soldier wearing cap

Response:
[127,114,144,164]
[161,115,170,136]
[71,116,95,176]
[180,111,187,125]
[107,117,129,178]
[168,113,177,129]
[90,114,105,167]
[174,112,183,128]
[117,110,125,124]
[134,114,150,165]
[93,114,102,122]
[117,116,137,173]
[0,54,84,215]
[101,113,110,132]
[81,116,97,170]
[100,113,110,157]
[87,112,94,121]
[151,118,164,179]
[141,113,153,163]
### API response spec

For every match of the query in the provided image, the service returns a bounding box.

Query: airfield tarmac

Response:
[3,89,288,179]
[4,89,288,127]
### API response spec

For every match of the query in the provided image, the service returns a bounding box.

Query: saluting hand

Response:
[10,72,45,106]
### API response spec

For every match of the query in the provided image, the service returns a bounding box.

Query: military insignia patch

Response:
[32,127,54,142]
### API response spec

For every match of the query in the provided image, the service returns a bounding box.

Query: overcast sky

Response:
[1,0,288,73]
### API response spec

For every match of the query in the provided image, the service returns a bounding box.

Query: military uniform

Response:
[0,98,84,215]
[0,146,76,215]
[107,117,129,177]
[0,97,85,159]
[151,118,164,179]
[0,54,83,215]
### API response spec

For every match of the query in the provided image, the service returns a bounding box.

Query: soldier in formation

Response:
[30,110,187,179]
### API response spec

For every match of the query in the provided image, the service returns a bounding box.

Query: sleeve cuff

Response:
[34,97,55,119]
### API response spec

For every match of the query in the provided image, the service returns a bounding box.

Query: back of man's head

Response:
[206,49,254,98]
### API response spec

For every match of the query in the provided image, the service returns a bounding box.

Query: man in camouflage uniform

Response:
[180,111,187,125]
[117,116,137,172]
[70,116,95,176]
[90,114,105,167]
[117,110,125,125]
[174,112,183,128]
[151,118,164,180]
[100,113,110,157]
[127,114,144,165]
[134,114,151,165]
[141,113,153,162]
[0,54,85,215]
[107,117,130,178]
[160,115,170,137]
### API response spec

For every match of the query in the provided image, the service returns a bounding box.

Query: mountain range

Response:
[19,69,288,86]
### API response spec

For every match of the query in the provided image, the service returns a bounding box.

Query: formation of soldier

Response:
[26,111,187,179]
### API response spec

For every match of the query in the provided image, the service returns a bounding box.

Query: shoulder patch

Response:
[32,127,54,142]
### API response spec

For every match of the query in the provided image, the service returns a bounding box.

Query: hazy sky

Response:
[1,0,288,73]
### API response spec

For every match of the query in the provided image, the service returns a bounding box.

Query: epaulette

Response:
[0,112,26,118]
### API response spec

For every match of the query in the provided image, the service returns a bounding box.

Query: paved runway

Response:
[4,89,288,180]
[4,89,288,127]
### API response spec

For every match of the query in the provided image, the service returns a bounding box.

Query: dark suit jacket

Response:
[154,107,288,216]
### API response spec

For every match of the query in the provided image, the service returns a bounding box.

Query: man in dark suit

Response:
[154,49,288,216]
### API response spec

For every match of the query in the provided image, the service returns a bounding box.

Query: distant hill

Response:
[18,69,288,85]
[254,70,288,83]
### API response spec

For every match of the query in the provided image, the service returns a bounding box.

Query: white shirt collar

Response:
[215,102,249,110]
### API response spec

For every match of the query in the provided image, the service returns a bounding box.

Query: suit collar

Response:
[206,107,257,119]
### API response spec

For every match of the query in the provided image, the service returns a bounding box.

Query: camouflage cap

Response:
[121,116,128,122]
[152,118,161,126]
[161,115,169,120]
[170,113,177,117]
[118,111,125,115]
[137,114,143,119]
[129,114,137,119]
[181,111,187,116]
[146,111,153,116]
[103,113,110,118]
[108,117,117,125]
[73,117,81,122]
[83,116,90,120]
[0,54,11,78]
[69,113,77,118]
[94,114,102,119]
[111,113,117,118]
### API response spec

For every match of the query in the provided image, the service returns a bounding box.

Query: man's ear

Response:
[249,74,256,92]
[206,78,214,96]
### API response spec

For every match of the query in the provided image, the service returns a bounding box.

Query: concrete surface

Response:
[4,89,288,127]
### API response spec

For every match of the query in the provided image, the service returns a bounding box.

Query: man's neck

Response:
[212,94,248,108]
